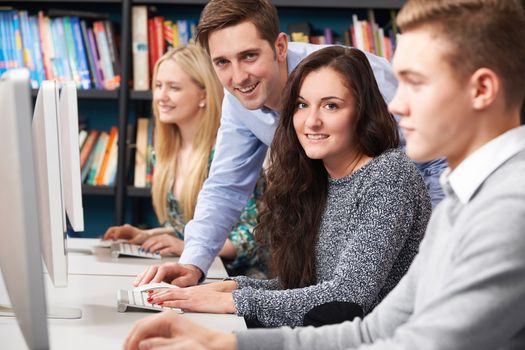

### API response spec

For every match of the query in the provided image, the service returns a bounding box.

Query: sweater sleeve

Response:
[232,275,281,290]
[232,159,429,327]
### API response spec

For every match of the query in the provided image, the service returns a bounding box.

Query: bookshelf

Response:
[1,0,404,236]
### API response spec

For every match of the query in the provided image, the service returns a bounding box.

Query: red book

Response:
[148,18,157,81]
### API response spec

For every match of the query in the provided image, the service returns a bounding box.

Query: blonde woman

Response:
[103,44,266,277]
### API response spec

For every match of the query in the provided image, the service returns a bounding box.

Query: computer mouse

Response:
[133,281,179,293]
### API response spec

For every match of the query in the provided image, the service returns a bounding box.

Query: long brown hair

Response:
[255,46,399,289]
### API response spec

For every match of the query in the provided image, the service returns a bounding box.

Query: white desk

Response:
[67,238,228,280]
[0,238,245,349]
[0,274,246,349]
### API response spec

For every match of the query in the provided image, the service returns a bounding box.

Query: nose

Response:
[388,88,408,117]
[232,62,249,86]
[304,107,322,130]
[155,85,168,102]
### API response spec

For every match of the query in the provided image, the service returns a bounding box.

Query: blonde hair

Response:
[151,44,223,223]
[397,0,525,107]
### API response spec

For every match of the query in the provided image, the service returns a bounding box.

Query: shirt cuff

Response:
[178,245,214,279]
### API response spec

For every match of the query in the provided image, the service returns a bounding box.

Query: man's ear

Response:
[469,68,500,110]
[274,32,288,62]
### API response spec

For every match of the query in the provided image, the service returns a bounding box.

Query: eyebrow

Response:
[212,48,261,62]
[297,95,345,102]
[396,70,425,79]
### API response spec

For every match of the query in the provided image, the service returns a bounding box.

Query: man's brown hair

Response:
[397,0,525,107]
[195,0,280,53]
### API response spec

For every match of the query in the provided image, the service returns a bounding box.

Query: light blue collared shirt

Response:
[179,42,446,274]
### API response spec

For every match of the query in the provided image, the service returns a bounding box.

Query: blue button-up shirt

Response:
[179,42,447,274]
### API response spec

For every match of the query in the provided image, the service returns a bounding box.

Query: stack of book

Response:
[79,126,119,186]
[131,5,196,91]
[288,10,398,61]
[0,9,120,89]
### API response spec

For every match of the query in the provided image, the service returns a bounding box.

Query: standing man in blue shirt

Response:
[134,0,446,287]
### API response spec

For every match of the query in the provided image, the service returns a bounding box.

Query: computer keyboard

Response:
[110,242,161,259]
[117,289,183,313]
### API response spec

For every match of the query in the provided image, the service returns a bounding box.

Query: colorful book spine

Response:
[11,11,25,69]
[93,21,116,90]
[61,17,80,85]
[80,20,99,88]
[87,131,108,185]
[132,6,149,91]
[29,16,46,85]
[71,16,92,89]
[87,27,105,88]
[96,126,118,185]
[38,11,55,80]
[103,20,121,86]
[80,130,99,170]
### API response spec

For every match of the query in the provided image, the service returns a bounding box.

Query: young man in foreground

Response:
[124,0,525,349]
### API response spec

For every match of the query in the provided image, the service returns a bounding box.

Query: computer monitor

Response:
[0,69,50,349]
[33,80,69,287]
[59,82,84,232]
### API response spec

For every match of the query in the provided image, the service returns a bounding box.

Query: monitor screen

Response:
[0,69,49,349]
[59,82,84,232]
[33,80,69,287]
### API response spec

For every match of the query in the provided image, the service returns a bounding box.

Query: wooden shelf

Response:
[130,90,153,101]
[127,186,152,198]
[82,185,116,196]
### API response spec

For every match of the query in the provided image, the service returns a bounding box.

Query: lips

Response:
[306,134,328,140]
[236,82,259,94]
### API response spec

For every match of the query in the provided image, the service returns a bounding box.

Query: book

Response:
[94,21,116,89]
[80,130,99,170]
[80,20,100,89]
[70,16,92,89]
[103,132,119,186]
[78,129,88,150]
[134,118,149,187]
[132,6,149,91]
[104,20,121,86]
[96,126,118,185]
[87,27,105,88]
[87,131,108,185]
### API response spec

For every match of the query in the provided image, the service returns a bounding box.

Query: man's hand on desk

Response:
[124,310,237,350]
[133,262,203,288]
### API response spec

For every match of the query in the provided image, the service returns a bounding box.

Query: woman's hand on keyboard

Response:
[142,234,184,256]
[148,286,237,314]
[102,224,149,244]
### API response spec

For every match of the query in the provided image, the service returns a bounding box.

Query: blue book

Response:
[70,16,91,89]
[177,20,190,45]
[19,11,38,88]
[0,12,7,75]
[29,16,46,86]
[62,16,81,88]
[50,18,69,82]
[11,11,25,69]
[4,12,16,71]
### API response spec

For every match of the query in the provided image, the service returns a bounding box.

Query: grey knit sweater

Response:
[231,148,431,327]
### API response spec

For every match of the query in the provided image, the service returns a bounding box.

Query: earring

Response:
[199,101,206,108]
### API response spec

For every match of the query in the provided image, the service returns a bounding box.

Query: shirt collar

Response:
[440,126,525,204]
